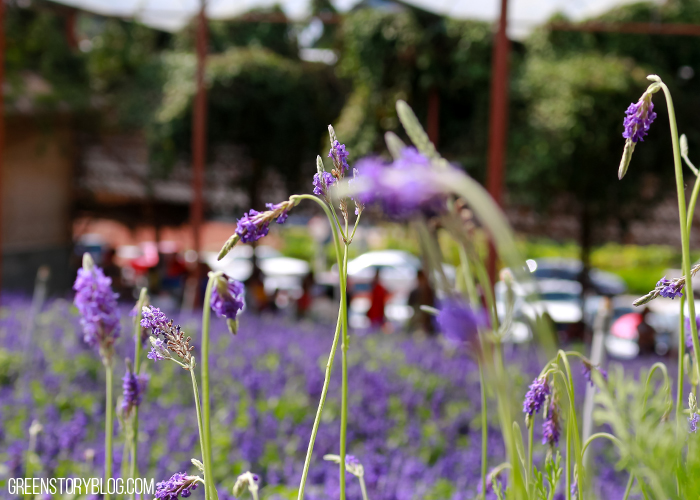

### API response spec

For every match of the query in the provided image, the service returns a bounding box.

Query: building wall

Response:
[2,114,74,293]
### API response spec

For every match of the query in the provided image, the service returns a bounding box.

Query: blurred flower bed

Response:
[0,297,635,499]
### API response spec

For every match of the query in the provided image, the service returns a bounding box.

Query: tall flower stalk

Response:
[129,287,148,498]
[73,253,121,500]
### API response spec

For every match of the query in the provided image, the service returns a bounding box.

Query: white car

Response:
[204,245,310,294]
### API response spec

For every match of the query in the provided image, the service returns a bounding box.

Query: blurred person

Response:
[297,272,315,319]
[246,264,271,313]
[408,269,435,335]
[637,307,657,355]
[366,268,388,330]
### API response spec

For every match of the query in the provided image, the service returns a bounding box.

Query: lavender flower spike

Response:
[581,359,608,386]
[328,140,350,175]
[618,78,661,179]
[689,413,699,433]
[142,306,195,368]
[154,472,200,499]
[73,253,121,358]
[211,274,246,335]
[233,198,295,245]
[523,377,549,415]
[436,296,488,345]
[542,398,561,447]
[121,359,148,418]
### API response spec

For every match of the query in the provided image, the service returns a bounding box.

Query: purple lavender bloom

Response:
[73,262,120,350]
[542,400,560,446]
[690,413,699,433]
[121,369,148,417]
[355,147,447,219]
[582,361,607,386]
[523,377,549,415]
[266,202,290,224]
[154,472,198,499]
[141,306,168,332]
[211,276,245,320]
[147,338,168,361]
[328,140,350,173]
[685,316,700,352]
[313,171,336,197]
[657,277,683,299]
[622,97,657,143]
[346,455,361,467]
[436,297,487,345]
[236,209,270,243]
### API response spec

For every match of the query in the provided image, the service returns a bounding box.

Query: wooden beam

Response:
[549,21,700,37]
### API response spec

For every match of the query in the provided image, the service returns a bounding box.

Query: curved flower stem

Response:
[527,417,534,483]
[479,358,488,499]
[659,82,700,392]
[339,241,350,500]
[580,432,623,456]
[642,362,671,414]
[687,174,700,235]
[358,475,369,500]
[201,274,221,500]
[189,362,209,498]
[292,194,347,500]
[104,360,113,500]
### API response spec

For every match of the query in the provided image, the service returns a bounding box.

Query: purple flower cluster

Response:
[656,277,683,299]
[582,361,607,386]
[142,306,194,365]
[236,209,271,243]
[147,338,168,361]
[73,263,120,350]
[313,171,336,197]
[354,147,447,219]
[155,472,198,499]
[211,276,245,320]
[622,96,657,143]
[328,140,350,173]
[523,377,549,415]
[685,316,700,352]
[121,369,148,417]
[542,399,560,446]
[265,202,290,224]
[690,413,699,433]
[436,297,487,345]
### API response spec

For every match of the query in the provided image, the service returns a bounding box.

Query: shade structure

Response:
[48,0,663,37]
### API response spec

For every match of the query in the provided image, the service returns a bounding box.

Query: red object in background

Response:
[367,280,389,327]
[611,312,643,340]
[130,242,159,272]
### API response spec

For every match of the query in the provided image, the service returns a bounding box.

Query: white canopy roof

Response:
[48,0,663,38]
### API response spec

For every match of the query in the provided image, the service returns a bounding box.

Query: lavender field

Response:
[0,297,638,499]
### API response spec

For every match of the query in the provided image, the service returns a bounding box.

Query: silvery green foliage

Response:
[532,452,562,500]
[590,364,700,498]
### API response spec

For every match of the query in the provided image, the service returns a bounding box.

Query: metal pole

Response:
[486,0,510,284]
[191,0,208,259]
[0,0,5,298]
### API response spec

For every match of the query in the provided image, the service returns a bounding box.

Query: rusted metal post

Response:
[0,0,5,297]
[486,0,510,285]
[191,0,208,260]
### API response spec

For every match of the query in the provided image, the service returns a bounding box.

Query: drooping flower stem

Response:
[292,194,347,500]
[104,359,113,500]
[657,81,700,395]
[201,274,221,500]
[678,296,687,436]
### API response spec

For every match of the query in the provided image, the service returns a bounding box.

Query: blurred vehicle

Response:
[204,245,310,295]
[495,278,586,341]
[529,258,627,296]
[339,250,455,329]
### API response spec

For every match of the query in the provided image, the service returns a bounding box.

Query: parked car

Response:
[529,258,627,296]
[204,245,310,294]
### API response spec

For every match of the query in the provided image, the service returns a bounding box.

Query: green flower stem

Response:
[479,359,488,500]
[189,361,209,498]
[339,242,350,500]
[527,417,534,482]
[555,351,583,499]
[292,194,347,500]
[580,432,623,456]
[297,310,343,500]
[659,81,700,392]
[104,360,113,500]
[359,475,369,500]
[130,289,147,499]
[201,274,221,500]
[565,414,572,500]
[622,474,635,500]
[457,244,480,307]
[687,175,700,234]
[641,362,671,414]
